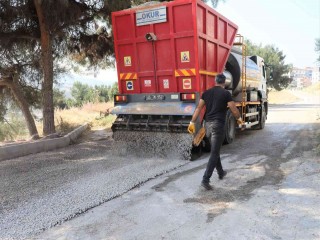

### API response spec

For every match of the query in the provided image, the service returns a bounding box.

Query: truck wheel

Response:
[224,110,236,144]
[255,105,266,130]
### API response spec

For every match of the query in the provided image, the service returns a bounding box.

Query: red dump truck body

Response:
[111,0,268,147]
[112,0,238,95]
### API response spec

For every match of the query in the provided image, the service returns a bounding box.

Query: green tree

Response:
[157,0,225,8]
[95,85,110,102]
[0,88,8,122]
[0,96,30,141]
[245,40,292,91]
[204,0,225,8]
[84,87,100,103]
[53,88,68,109]
[108,82,119,101]
[70,82,117,106]
[0,0,135,136]
[66,98,76,109]
[0,45,42,139]
[71,81,91,107]
[315,38,320,63]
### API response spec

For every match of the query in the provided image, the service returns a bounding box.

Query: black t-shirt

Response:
[201,86,233,123]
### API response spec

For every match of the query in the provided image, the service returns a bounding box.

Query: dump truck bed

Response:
[111,0,238,96]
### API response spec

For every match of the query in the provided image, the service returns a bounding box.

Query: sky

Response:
[70,0,320,86]
[215,0,320,68]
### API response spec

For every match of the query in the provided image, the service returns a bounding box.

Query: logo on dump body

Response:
[136,6,167,26]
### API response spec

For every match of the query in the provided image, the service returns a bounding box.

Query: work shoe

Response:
[201,181,213,190]
[218,170,227,180]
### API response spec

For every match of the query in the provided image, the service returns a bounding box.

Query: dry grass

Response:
[268,83,320,105]
[0,102,116,144]
[54,102,116,133]
[268,90,301,104]
[303,82,320,95]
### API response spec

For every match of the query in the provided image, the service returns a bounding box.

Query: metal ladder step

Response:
[245,121,259,128]
[245,112,259,117]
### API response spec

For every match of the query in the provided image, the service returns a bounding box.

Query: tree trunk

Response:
[33,0,55,135]
[0,77,39,140]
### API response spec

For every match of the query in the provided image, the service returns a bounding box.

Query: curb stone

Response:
[0,123,89,161]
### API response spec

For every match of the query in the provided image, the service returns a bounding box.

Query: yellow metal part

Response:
[234,34,247,120]
[199,70,218,76]
[193,127,206,146]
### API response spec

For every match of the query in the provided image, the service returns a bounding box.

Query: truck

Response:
[110,0,268,158]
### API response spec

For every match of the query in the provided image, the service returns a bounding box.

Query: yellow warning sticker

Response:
[124,56,132,66]
[181,51,190,63]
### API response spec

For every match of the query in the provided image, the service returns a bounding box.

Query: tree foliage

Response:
[245,40,293,91]
[0,0,131,136]
[315,38,320,63]
[0,43,42,138]
[53,88,68,110]
[0,89,9,122]
[204,0,225,8]
[69,81,118,107]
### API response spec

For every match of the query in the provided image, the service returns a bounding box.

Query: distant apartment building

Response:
[290,67,319,88]
[312,66,320,84]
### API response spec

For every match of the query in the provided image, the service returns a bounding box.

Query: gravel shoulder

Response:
[0,137,188,239]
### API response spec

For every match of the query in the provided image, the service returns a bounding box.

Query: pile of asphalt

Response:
[112,131,193,160]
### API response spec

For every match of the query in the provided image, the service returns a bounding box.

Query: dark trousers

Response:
[202,120,225,183]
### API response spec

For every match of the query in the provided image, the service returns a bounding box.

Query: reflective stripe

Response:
[175,68,196,77]
[120,73,137,80]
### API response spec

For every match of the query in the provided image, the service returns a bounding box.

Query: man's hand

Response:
[188,122,195,134]
[237,117,246,130]
[237,117,244,125]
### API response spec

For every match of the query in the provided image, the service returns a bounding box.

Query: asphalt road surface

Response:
[1,94,319,240]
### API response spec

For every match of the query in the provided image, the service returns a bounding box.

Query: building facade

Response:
[290,67,319,88]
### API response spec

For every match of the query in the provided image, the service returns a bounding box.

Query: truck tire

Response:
[224,109,236,144]
[254,105,266,130]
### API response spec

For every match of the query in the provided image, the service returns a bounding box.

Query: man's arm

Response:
[188,99,205,134]
[228,101,245,125]
[191,99,205,123]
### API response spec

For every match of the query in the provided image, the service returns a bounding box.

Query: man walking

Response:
[188,73,244,190]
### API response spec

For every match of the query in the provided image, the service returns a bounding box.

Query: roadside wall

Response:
[0,124,88,161]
